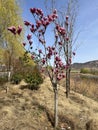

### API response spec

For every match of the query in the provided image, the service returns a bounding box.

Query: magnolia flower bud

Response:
[23,42,26,46]
[8,26,16,35]
[31,55,35,59]
[24,21,31,26]
[73,52,76,56]
[27,34,32,40]
[38,49,42,53]
[53,9,57,14]
[66,15,69,20]
[30,8,36,14]
[17,25,22,35]
[29,41,33,45]
[66,37,69,41]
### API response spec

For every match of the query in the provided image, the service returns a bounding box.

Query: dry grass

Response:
[70,73,98,101]
[60,73,98,101]
[0,77,98,130]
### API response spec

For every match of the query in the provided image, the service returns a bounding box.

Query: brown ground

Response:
[0,77,98,130]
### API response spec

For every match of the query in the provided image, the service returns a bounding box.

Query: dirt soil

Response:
[0,78,98,130]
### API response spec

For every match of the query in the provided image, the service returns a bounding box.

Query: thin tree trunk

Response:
[66,68,69,98]
[8,71,11,82]
[66,67,71,98]
[6,51,11,93]
[68,67,71,92]
[53,85,58,129]
[7,51,11,82]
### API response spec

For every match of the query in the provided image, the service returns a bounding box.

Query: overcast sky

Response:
[19,0,98,63]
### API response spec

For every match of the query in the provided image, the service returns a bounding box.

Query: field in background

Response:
[60,72,98,101]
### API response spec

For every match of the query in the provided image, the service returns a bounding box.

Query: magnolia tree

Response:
[44,0,78,98]
[63,0,77,98]
[8,7,76,129]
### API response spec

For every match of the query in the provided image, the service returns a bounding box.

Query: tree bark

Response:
[66,68,69,98]
[66,66,71,98]
[53,85,58,129]
[8,71,11,82]
[68,67,71,92]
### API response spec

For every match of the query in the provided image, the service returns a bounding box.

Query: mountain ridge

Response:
[72,60,98,70]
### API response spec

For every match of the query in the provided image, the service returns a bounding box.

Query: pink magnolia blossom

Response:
[45,21,50,26]
[62,73,66,78]
[8,26,16,35]
[55,56,61,62]
[66,15,69,20]
[30,8,36,14]
[54,52,58,55]
[30,8,43,17]
[38,49,42,53]
[27,34,32,40]
[32,24,34,28]
[17,25,22,35]
[42,58,46,64]
[48,15,53,22]
[73,52,76,56]
[52,14,58,19]
[22,42,26,46]
[60,27,66,35]
[30,27,35,33]
[53,68,58,74]
[59,61,64,67]
[65,15,69,26]
[41,19,47,27]
[31,55,35,59]
[66,37,69,41]
[43,17,48,21]
[47,53,51,59]
[8,25,22,35]
[57,74,62,80]
[57,73,66,80]
[53,9,57,14]
[36,20,42,28]
[29,41,33,46]
[24,21,31,26]
[52,47,55,50]
[56,25,66,35]
[37,9,43,16]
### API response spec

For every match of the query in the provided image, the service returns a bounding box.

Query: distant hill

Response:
[72,60,98,70]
